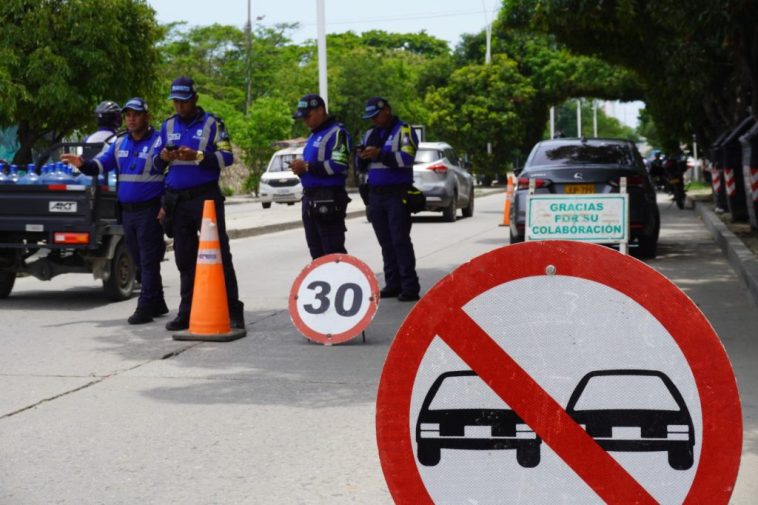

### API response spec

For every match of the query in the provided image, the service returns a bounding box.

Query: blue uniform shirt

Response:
[300,117,351,189]
[356,117,418,186]
[153,107,234,191]
[81,128,164,204]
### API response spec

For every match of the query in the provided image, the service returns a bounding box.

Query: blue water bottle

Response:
[18,163,40,185]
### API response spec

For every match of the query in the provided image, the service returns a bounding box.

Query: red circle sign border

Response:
[376,240,742,504]
[289,253,380,344]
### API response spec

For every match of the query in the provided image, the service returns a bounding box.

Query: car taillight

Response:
[53,232,90,245]
[608,175,647,188]
[426,163,448,174]
[517,177,552,190]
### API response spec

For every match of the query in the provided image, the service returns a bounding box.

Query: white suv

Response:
[258,146,304,209]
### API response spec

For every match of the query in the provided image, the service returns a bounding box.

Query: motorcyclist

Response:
[81,101,122,159]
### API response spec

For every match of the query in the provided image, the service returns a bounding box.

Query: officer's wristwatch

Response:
[195,150,204,162]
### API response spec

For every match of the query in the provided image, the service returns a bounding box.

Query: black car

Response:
[566,369,695,470]
[416,370,541,468]
[509,138,660,258]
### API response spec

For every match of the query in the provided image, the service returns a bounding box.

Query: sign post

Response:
[376,241,741,504]
[289,254,379,345]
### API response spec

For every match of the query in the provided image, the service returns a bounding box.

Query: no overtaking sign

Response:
[376,241,741,504]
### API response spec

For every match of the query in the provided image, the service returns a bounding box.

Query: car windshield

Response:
[415,149,442,164]
[428,375,511,410]
[572,375,680,411]
[531,143,634,167]
[268,153,299,172]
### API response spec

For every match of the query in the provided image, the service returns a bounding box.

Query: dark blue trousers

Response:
[171,187,241,318]
[122,203,165,309]
[301,188,348,260]
[368,191,419,295]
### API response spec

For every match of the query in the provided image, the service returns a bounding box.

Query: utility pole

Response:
[245,0,252,114]
[593,100,598,137]
[316,0,328,110]
[576,99,582,137]
[484,1,492,156]
[550,107,555,138]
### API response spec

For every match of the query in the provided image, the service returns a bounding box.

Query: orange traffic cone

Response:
[173,200,246,342]
[499,174,514,227]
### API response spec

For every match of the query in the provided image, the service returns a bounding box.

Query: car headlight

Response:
[419,423,440,438]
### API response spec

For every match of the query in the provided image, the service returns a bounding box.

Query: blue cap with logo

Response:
[168,76,196,100]
[362,96,389,119]
[121,97,148,113]
[292,94,326,119]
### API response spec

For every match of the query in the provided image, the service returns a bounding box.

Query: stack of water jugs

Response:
[0,161,112,187]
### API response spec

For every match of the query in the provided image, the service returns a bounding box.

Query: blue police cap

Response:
[121,97,148,113]
[168,76,196,100]
[293,94,325,119]
[362,97,389,119]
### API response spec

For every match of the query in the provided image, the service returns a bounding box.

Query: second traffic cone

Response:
[173,200,246,342]
[499,174,514,227]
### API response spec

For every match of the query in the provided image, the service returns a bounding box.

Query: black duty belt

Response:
[120,198,162,212]
[166,181,220,201]
[303,186,344,197]
[369,184,407,195]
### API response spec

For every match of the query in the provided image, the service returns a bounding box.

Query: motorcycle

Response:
[663,158,687,209]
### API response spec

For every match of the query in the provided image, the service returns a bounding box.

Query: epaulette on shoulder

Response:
[207,112,225,126]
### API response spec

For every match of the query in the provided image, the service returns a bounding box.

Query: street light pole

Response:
[245,0,252,114]
[316,0,328,111]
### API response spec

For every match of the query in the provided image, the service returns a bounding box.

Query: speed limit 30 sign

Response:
[289,254,380,345]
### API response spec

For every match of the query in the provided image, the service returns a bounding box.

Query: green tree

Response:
[501,0,758,148]
[0,0,163,164]
[425,54,536,177]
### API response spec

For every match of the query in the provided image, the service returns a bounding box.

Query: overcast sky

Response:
[147,0,500,49]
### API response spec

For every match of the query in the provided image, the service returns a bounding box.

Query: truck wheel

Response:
[0,271,15,298]
[103,241,135,301]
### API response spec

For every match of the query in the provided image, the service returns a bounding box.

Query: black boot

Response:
[128,307,154,325]
[229,301,245,330]
[152,299,169,317]
[165,314,189,331]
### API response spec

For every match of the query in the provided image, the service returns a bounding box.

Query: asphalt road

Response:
[0,192,755,504]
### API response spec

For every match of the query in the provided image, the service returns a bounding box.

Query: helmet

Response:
[94,100,122,129]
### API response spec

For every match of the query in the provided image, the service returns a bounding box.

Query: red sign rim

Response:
[289,253,379,344]
[376,240,742,504]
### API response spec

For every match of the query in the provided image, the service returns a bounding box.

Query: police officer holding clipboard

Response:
[289,94,352,259]
[153,76,245,331]
[356,97,420,302]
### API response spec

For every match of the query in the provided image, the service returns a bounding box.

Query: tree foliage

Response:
[0,0,163,164]
[501,0,758,149]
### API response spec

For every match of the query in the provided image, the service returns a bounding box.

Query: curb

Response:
[697,201,758,307]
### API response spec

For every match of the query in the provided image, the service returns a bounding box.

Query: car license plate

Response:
[464,426,491,438]
[611,427,641,439]
[564,184,595,194]
[276,189,290,194]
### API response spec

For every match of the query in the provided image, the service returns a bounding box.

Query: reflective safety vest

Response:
[300,118,351,189]
[92,128,164,204]
[358,118,417,186]
[154,108,234,191]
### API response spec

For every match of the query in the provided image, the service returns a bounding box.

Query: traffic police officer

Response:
[153,76,245,331]
[290,94,351,259]
[61,97,168,324]
[356,97,420,301]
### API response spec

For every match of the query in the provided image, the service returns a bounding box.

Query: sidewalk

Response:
[696,199,758,306]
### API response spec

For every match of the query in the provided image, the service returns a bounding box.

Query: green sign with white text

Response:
[526,194,629,243]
